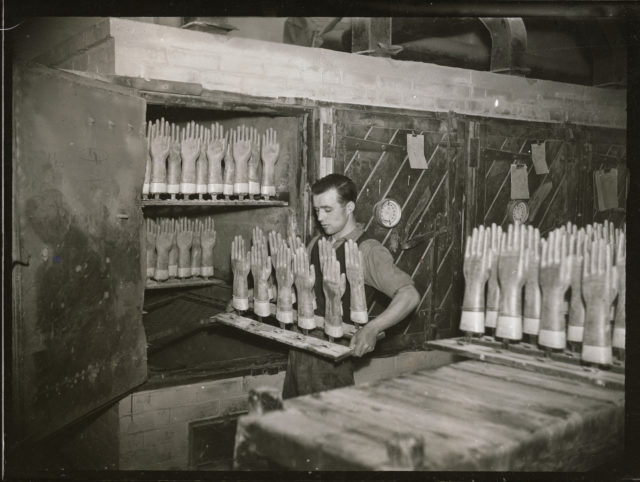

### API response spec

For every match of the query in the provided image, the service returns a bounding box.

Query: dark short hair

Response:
[311,174,358,205]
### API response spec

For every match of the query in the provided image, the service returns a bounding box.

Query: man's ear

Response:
[346,201,355,215]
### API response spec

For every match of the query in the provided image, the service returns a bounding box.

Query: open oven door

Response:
[11,63,148,445]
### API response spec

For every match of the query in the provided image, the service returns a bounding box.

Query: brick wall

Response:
[39,17,625,129]
[118,371,284,470]
[117,349,454,470]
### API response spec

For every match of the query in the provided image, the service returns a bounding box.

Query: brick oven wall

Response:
[37,17,625,129]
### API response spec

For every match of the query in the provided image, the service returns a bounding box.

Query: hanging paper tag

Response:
[510,163,530,199]
[595,168,618,211]
[407,133,428,169]
[531,142,549,175]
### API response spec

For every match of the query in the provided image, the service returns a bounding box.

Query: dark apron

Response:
[282,232,373,399]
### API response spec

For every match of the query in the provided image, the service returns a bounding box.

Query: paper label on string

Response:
[510,163,530,199]
[407,133,428,169]
[595,168,618,211]
[531,142,549,174]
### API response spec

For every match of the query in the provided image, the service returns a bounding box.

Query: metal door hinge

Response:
[322,123,335,158]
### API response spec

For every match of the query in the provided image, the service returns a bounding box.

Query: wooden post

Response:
[386,433,425,469]
[351,18,393,56]
[233,387,283,470]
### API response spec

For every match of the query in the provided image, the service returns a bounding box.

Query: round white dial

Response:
[509,200,529,223]
[375,198,402,228]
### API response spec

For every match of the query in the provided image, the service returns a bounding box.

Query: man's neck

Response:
[329,217,358,243]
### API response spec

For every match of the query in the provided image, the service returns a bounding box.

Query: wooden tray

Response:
[145,277,229,290]
[426,337,624,390]
[210,312,375,362]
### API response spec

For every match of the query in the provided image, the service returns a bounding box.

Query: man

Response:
[282,173,420,398]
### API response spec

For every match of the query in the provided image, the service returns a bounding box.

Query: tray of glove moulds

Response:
[209,309,383,362]
[427,336,624,390]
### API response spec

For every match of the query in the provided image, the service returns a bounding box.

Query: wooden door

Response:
[11,63,148,443]
[334,108,465,349]
[466,118,627,234]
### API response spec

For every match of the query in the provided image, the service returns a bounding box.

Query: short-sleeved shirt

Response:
[312,223,415,299]
[282,223,415,400]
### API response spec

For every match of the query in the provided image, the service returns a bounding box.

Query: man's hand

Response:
[350,323,379,357]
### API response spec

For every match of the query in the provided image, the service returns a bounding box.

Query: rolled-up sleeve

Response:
[359,239,414,299]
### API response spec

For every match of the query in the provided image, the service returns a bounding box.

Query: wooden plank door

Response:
[11,63,148,443]
[334,108,465,349]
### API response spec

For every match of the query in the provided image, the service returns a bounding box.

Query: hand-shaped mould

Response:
[538,230,572,350]
[460,226,492,334]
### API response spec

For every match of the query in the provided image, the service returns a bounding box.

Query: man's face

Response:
[313,188,350,236]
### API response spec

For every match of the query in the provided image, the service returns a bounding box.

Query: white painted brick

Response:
[119,44,169,64]
[200,70,247,93]
[119,395,133,417]
[143,427,177,447]
[375,90,407,109]
[70,17,623,129]
[340,70,378,88]
[242,372,286,393]
[377,75,412,92]
[169,400,221,423]
[143,64,202,84]
[220,395,249,416]
[266,63,302,80]
[120,409,170,433]
[220,57,265,76]
[321,69,342,84]
[163,47,222,70]
[120,431,144,453]
[120,441,173,470]
[300,66,323,83]
[132,385,198,413]
[195,378,243,402]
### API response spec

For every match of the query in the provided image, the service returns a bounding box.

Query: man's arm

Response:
[350,240,420,356]
[350,284,420,356]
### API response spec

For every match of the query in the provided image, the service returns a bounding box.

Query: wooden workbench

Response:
[234,358,624,470]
